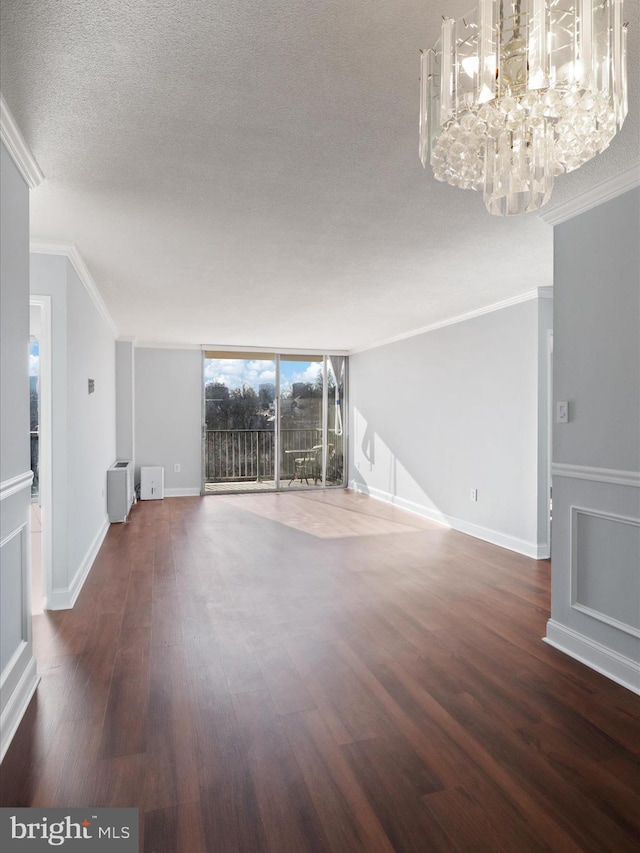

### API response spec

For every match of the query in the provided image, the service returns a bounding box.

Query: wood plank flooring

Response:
[2,491,638,852]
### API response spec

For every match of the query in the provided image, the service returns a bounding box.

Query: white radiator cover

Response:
[107,461,133,522]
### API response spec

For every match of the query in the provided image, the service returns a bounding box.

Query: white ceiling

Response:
[1,0,638,351]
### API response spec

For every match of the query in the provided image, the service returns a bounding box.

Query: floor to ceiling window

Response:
[203,351,346,493]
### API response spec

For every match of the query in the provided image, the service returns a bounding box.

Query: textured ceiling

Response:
[1,0,638,350]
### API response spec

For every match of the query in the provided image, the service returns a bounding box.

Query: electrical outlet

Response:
[470,489,478,502]
[174,463,181,473]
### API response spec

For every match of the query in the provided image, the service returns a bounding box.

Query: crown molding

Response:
[200,344,350,356]
[134,342,351,354]
[0,93,44,188]
[135,341,203,350]
[350,290,541,355]
[30,240,118,337]
[117,336,137,343]
[539,165,640,226]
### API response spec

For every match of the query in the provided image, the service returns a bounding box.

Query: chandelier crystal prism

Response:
[419,0,628,215]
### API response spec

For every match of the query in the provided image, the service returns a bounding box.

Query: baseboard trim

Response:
[47,516,110,610]
[350,482,545,559]
[164,488,201,497]
[0,650,39,763]
[544,619,640,695]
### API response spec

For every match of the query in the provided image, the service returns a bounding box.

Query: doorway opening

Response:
[29,296,52,613]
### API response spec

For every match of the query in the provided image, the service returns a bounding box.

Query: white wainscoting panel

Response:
[571,507,640,637]
[0,523,29,676]
[548,464,640,692]
[0,651,39,763]
[0,472,39,762]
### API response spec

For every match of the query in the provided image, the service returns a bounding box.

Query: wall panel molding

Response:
[571,604,640,639]
[0,522,30,653]
[0,519,38,762]
[0,471,33,502]
[552,463,640,488]
[570,506,640,638]
[0,652,39,763]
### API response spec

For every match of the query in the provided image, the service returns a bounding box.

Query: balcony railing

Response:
[205,428,343,485]
[30,430,39,498]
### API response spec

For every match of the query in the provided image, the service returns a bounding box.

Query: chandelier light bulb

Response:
[419,0,628,215]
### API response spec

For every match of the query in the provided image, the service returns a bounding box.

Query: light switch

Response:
[557,401,569,423]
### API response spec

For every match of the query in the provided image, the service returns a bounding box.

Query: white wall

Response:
[537,296,554,551]
[546,188,640,693]
[349,297,551,558]
[116,341,135,461]
[66,261,117,583]
[0,145,30,485]
[30,253,116,607]
[116,340,135,505]
[0,141,38,761]
[134,348,202,495]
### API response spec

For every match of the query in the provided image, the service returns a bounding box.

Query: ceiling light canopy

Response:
[420,0,628,215]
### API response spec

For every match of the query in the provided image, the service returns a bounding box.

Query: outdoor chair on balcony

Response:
[289,444,334,486]
[289,444,321,486]
[287,444,319,486]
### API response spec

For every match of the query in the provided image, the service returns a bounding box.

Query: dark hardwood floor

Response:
[2,491,638,852]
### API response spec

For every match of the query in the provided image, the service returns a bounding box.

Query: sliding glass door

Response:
[203,352,277,492]
[203,351,346,493]
[326,355,346,486]
[279,356,324,487]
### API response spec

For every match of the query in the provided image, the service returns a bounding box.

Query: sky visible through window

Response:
[204,358,322,393]
[29,340,39,375]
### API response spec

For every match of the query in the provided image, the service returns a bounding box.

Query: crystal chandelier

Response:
[419,1,628,215]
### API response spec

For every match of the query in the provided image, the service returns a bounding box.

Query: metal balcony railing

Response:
[204,428,343,484]
[30,430,39,498]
